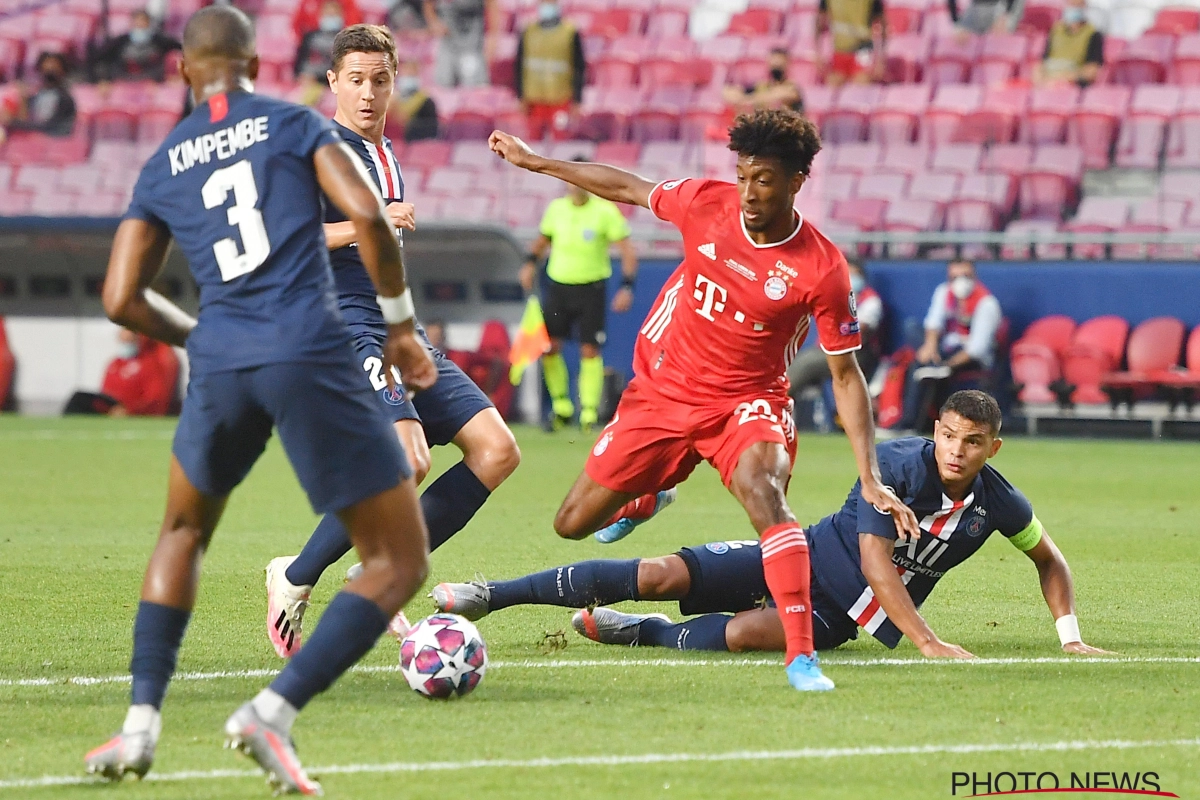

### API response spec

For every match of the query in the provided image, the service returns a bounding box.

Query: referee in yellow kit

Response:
[522,158,639,432]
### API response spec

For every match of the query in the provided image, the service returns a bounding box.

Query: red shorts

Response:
[585,378,798,495]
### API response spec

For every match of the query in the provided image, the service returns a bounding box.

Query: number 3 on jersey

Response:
[201,159,271,282]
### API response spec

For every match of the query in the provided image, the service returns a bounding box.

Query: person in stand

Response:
[514,0,585,141]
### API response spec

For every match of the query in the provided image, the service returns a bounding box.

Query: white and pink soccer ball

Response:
[399,613,487,699]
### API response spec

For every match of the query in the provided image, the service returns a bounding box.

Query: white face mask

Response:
[850,274,865,294]
[128,27,153,45]
[538,2,560,24]
[319,14,343,31]
[116,340,139,359]
[950,275,976,300]
[398,75,420,95]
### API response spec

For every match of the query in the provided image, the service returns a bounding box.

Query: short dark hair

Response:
[949,258,975,273]
[331,24,398,73]
[182,6,255,60]
[727,108,821,176]
[940,390,1002,435]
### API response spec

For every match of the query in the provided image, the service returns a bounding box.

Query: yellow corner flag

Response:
[509,295,551,385]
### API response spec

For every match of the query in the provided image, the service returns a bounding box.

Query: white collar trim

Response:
[740,211,804,249]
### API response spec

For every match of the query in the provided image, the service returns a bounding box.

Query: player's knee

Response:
[470,430,521,486]
[580,343,600,359]
[636,556,690,600]
[159,518,213,553]
[552,504,589,540]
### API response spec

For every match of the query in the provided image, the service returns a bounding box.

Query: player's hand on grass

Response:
[386,202,416,231]
[1062,641,1113,656]
[385,322,437,394]
[919,638,975,659]
[611,286,633,313]
[862,481,921,541]
[489,130,540,171]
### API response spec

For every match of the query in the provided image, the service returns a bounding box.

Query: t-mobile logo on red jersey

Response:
[693,274,727,321]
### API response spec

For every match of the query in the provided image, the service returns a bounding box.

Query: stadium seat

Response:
[638,140,691,172]
[908,172,961,209]
[646,0,690,37]
[1065,197,1129,259]
[473,171,512,197]
[980,142,1032,177]
[956,172,1016,221]
[0,191,31,215]
[1018,1,1061,34]
[1011,342,1060,404]
[1019,144,1084,220]
[1067,85,1131,169]
[594,141,641,167]
[699,141,737,177]
[1156,325,1200,410]
[869,84,932,144]
[1109,33,1176,85]
[973,34,1029,85]
[822,85,882,144]
[1054,315,1130,405]
[831,198,888,230]
[593,36,648,87]
[488,34,518,89]
[1150,6,1200,34]
[1170,33,1200,83]
[883,33,930,83]
[884,0,926,35]
[1115,85,1182,169]
[958,84,1029,145]
[821,171,860,202]
[930,142,984,176]
[927,34,980,86]
[876,142,931,176]
[1001,218,1060,259]
[1016,315,1078,358]
[1112,198,1189,259]
[922,85,983,145]
[884,199,943,257]
[857,173,909,203]
[514,169,564,196]
[829,141,882,175]
[725,5,785,36]
[424,167,477,198]
[639,37,696,89]
[451,142,500,171]
[1165,86,1200,168]
[630,86,689,141]
[405,140,452,170]
[679,88,729,141]
[1101,317,1187,408]
[1021,84,1081,145]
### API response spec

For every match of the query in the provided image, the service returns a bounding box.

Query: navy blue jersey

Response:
[124,90,350,374]
[808,437,1039,648]
[326,120,405,335]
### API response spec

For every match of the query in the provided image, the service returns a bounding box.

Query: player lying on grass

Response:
[85,8,435,794]
[490,108,920,692]
[434,391,1110,658]
[264,24,520,660]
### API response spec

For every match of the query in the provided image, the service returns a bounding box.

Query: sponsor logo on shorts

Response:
[697,242,716,260]
[592,431,613,456]
[764,275,788,301]
[705,542,730,555]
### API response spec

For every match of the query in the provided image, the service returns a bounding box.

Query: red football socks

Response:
[759,521,814,664]
[600,493,658,529]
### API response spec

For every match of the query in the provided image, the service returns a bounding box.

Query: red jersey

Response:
[101,343,177,416]
[637,179,861,401]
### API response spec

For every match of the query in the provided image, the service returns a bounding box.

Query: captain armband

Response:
[1006,515,1044,552]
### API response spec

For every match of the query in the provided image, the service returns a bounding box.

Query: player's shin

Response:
[286,514,353,587]
[130,601,191,712]
[759,522,814,663]
[638,614,732,651]
[421,461,491,552]
[488,558,641,610]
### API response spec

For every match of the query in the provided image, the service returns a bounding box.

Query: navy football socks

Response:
[637,614,731,651]
[269,592,389,710]
[488,559,642,611]
[129,601,191,709]
[285,461,492,587]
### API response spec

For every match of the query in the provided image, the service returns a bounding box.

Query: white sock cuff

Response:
[252,688,299,732]
[122,704,162,739]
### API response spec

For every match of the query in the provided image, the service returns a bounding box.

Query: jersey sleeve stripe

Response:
[820,343,863,355]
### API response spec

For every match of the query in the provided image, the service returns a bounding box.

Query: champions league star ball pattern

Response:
[399,614,487,699]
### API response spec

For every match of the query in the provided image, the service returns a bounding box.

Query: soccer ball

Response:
[398,613,487,699]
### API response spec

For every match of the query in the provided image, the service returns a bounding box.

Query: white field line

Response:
[1,655,1197,689]
[2,738,1198,790]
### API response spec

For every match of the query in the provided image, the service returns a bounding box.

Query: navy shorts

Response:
[350,328,494,447]
[172,360,411,514]
[676,540,860,651]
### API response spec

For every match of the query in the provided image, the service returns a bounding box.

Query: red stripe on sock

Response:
[600,493,657,528]
[760,522,813,664]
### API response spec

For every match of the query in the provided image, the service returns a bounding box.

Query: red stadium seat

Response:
[957,172,1015,220]
[1101,317,1186,407]
[958,84,1029,145]
[593,36,648,87]
[822,84,882,144]
[883,33,930,83]
[931,142,985,175]
[1165,86,1200,168]
[884,0,925,35]
[1156,326,1200,408]
[423,167,477,198]
[1021,84,1080,145]
[921,85,983,145]
[1017,1,1061,34]
[829,141,883,175]
[982,142,1033,176]
[630,86,689,141]
[1072,315,1130,365]
[1019,144,1083,220]
[405,140,452,170]
[488,33,518,87]
[1109,34,1175,86]
[927,35,981,86]
[884,199,943,257]
[1067,85,1131,170]
[1064,197,1129,259]
[1115,85,1182,169]
[857,173,909,203]
[679,88,729,141]
[92,109,138,142]
[1150,6,1200,34]
[908,172,961,209]
[1171,33,1200,83]
[876,142,930,176]
[594,141,641,167]
[869,84,931,144]
[1011,342,1060,404]
[645,1,689,38]
[639,37,696,89]
[799,85,836,130]
[136,110,179,146]
[1015,315,1078,359]
[725,6,784,36]
[973,34,1029,85]
[832,198,888,231]
[1001,218,1061,259]
[821,171,859,202]
[638,141,692,175]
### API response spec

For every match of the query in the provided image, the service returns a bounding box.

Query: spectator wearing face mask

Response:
[818,0,886,87]
[64,329,179,416]
[947,0,1018,35]
[723,47,803,115]
[293,0,362,38]
[1033,0,1103,87]
[295,0,348,82]
[0,52,76,138]
[884,259,1002,435]
[91,10,181,82]
[425,0,495,88]
[515,0,584,141]
[388,60,439,141]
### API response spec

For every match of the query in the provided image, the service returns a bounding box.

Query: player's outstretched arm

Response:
[314,141,436,392]
[859,534,974,659]
[829,352,920,540]
[1023,531,1112,655]
[489,130,657,209]
[102,218,196,347]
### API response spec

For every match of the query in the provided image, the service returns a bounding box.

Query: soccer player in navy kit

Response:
[264,25,521,658]
[434,392,1110,658]
[83,8,436,794]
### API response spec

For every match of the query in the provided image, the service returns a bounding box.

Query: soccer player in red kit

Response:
[488,109,919,691]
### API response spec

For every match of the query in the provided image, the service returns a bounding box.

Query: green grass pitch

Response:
[0,415,1197,799]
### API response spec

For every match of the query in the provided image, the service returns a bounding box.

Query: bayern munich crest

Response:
[764,276,788,301]
[593,431,613,456]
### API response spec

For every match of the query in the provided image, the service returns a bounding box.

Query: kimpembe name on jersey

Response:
[169,116,270,176]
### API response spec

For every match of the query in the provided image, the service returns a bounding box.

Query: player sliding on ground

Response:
[264,24,520,660]
[489,110,920,692]
[84,8,435,795]
[434,392,1110,658]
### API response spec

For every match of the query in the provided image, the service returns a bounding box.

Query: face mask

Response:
[319,14,343,31]
[128,27,152,45]
[398,75,419,95]
[1062,7,1085,24]
[116,340,139,359]
[950,275,976,300]
[538,2,560,24]
[850,274,865,294]
[769,67,786,82]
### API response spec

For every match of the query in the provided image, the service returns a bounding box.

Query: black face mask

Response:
[770,68,786,82]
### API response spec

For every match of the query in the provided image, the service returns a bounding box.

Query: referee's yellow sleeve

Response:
[538,200,557,239]
[608,202,631,242]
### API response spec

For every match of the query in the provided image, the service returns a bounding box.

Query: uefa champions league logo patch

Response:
[764,276,787,300]
[593,431,613,457]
